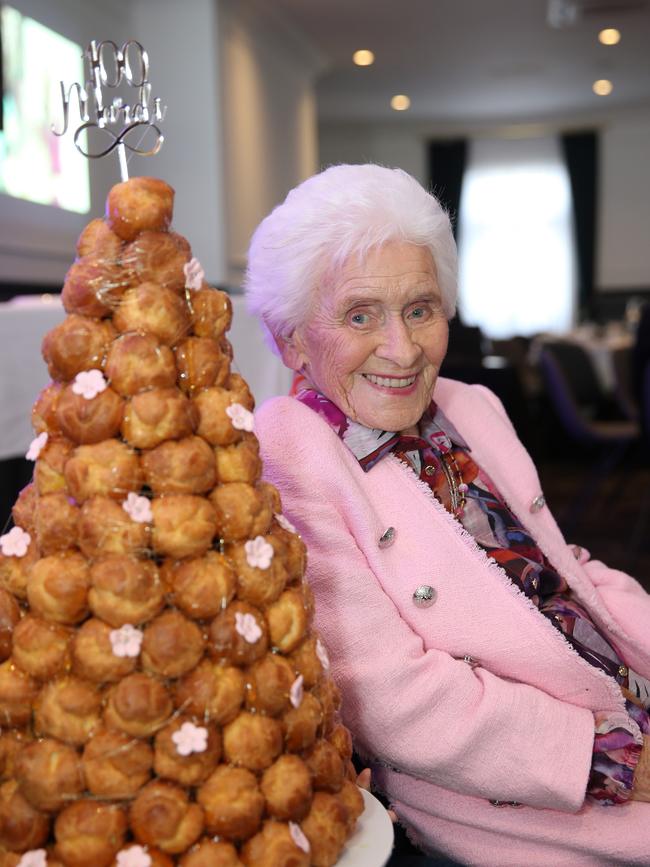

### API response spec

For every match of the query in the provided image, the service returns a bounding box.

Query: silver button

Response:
[413,585,436,607]
[529,494,546,513]
[424,464,435,476]
[618,665,628,678]
[378,527,396,548]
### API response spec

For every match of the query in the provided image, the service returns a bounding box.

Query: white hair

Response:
[244,163,457,349]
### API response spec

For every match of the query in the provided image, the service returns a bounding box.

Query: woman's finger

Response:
[356,767,372,790]
[622,686,644,708]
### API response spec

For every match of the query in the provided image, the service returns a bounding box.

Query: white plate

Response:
[336,788,395,867]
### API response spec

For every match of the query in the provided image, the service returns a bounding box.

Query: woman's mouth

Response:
[362,373,418,389]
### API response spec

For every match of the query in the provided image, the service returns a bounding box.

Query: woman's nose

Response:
[375,318,421,367]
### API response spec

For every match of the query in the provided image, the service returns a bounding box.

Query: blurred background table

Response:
[533,324,634,394]
[0,294,65,461]
[0,292,293,522]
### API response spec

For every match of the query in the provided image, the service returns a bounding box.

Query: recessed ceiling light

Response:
[391,94,411,111]
[593,78,613,96]
[353,49,375,66]
[598,28,621,45]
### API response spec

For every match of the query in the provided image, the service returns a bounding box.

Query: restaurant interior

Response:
[1,0,649,584]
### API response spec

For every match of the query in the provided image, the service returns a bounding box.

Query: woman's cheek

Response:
[324,331,363,370]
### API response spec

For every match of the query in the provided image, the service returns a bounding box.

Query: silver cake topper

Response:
[52,40,166,181]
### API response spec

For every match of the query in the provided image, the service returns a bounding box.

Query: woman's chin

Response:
[349,380,432,431]
[353,402,427,433]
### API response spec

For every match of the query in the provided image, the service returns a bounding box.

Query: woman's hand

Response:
[621,688,650,801]
[631,737,650,802]
[356,767,372,790]
[356,768,397,822]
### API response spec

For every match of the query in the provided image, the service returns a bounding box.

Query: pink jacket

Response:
[255,377,650,866]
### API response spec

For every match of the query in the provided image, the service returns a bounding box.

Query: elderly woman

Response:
[246,164,650,866]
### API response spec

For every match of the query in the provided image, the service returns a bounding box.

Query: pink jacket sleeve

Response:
[474,385,650,672]
[256,398,596,813]
[582,557,650,670]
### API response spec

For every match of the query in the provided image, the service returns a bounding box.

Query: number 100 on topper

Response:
[51,39,167,181]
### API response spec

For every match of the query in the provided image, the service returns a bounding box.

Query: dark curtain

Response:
[560,131,598,318]
[633,302,650,403]
[428,139,467,239]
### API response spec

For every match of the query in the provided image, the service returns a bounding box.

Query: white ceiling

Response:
[272,0,650,124]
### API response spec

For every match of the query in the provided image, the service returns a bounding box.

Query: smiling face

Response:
[280,240,449,433]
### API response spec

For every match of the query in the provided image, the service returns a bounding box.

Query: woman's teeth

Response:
[363,374,417,388]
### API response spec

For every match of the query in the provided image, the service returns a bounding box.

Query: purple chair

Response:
[539,342,639,446]
[538,343,640,535]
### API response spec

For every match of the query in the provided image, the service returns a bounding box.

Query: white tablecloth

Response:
[533,326,634,393]
[0,294,293,460]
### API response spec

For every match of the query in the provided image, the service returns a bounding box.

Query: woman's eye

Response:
[408,306,428,320]
[350,312,370,326]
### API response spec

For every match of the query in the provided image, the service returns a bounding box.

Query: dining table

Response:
[532,322,634,395]
[0,290,293,524]
[0,291,293,462]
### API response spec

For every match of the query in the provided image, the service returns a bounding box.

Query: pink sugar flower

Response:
[17,850,47,867]
[289,822,311,854]
[275,512,296,534]
[244,535,274,570]
[183,257,205,291]
[116,846,152,867]
[225,403,254,432]
[290,674,304,709]
[26,432,48,461]
[122,492,153,524]
[172,721,209,756]
[0,526,31,558]
[316,638,330,672]
[110,623,143,658]
[234,611,262,644]
[72,369,107,400]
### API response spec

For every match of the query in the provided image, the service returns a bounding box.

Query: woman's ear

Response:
[275,331,307,373]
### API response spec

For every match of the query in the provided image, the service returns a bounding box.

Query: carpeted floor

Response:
[536,449,650,591]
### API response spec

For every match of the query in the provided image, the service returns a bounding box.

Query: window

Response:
[457,135,575,338]
[0,5,90,213]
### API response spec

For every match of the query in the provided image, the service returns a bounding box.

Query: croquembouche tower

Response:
[0,39,362,867]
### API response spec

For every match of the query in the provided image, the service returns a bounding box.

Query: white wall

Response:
[1,0,228,286]
[219,0,320,286]
[597,114,650,290]
[319,107,650,292]
[319,123,427,185]
[128,0,227,285]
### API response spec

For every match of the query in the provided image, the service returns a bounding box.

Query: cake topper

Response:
[51,40,166,181]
